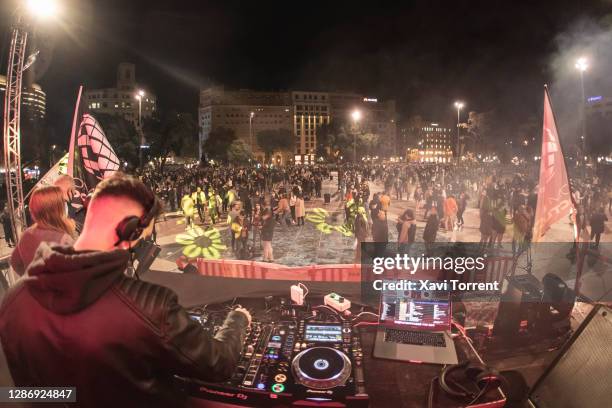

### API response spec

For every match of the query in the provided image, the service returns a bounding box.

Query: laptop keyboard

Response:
[384,328,446,347]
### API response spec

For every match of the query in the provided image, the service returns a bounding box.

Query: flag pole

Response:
[542,85,585,296]
[67,86,83,177]
[543,85,578,210]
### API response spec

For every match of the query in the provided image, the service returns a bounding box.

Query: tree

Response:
[96,113,139,168]
[227,139,253,164]
[256,128,293,163]
[358,132,382,158]
[144,111,197,173]
[203,127,237,163]
[316,121,349,160]
[466,111,495,155]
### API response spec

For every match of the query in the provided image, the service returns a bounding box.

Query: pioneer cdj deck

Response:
[174,296,370,407]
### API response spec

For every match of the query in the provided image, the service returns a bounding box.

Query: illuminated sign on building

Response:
[587,96,602,103]
[363,98,378,102]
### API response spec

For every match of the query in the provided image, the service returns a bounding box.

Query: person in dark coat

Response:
[589,207,608,248]
[260,208,275,262]
[423,207,439,252]
[397,209,416,253]
[354,207,369,262]
[371,206,388,258]
[0,204,15,248]
[479,197,493,248]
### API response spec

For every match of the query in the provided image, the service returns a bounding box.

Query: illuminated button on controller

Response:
[274,374,287,383]
[271,383,285,393]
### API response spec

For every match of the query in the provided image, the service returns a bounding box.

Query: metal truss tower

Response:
[3,26,28,242]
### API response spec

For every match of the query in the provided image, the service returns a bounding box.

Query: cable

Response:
[351,311,379,322]
[353,322,379,328]
[427,376,438,408]
[451,319,468,339]
[465,378,490,407]
[298,282,309,300]
[312,305,346,321]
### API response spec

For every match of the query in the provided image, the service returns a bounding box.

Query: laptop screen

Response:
[379,280,451,331]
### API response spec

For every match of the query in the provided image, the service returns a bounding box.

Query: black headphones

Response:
[114,197,161,247]
[438,361,504,402]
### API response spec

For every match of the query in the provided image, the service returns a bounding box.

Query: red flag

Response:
[532,87,576,242]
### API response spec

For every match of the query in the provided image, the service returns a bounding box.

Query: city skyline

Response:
[1,0,611,149]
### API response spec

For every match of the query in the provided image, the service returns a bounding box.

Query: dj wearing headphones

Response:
[0,173,251,408]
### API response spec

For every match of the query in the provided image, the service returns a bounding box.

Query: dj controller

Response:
[174,296,371,407]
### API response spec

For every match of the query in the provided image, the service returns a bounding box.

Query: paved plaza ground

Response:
[151,174,612,281]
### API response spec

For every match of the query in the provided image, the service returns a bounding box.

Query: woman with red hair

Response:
[10,186,76,276]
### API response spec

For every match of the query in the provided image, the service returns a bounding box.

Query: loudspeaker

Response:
[528,305,612,408]
[493,274,542,336]
[534,273,574,335]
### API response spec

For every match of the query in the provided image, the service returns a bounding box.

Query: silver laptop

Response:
[373,280,458,365]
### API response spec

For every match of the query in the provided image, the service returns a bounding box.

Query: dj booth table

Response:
[359,328,505,408]
[145,272,506,408]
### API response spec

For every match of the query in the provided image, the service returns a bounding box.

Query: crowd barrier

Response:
[188,255,515,284]
[193,259,362,281]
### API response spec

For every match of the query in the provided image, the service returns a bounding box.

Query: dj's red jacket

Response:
[0,243,248,408]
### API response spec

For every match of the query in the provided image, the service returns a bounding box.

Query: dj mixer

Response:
[174,296,371,407]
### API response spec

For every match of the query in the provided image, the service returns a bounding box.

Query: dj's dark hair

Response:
[92,173,161,218]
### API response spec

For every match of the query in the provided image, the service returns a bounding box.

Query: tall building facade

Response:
[401,118,453,163]
[0,74,46,121]
[199,86,397,164]
[291,91,330,163]
[418,122,453,163]
[199,86,292,163]
[84,63,156,126]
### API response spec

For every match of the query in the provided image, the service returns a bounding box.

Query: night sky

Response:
[1,0,611,147]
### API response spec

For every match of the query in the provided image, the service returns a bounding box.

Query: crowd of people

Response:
[331,161,611,260]
[1,160,610,271]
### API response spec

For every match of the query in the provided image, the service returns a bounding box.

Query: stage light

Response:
[351,110,361,121]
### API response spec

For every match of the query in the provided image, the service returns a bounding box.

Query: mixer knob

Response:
[246,345,254,354]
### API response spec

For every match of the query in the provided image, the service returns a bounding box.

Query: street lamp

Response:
[575,57,588,161]
[454,101,464,162]
[135,89,145,168]
[27,0,60,19]
[249,111,255,154]
[351,109,361,163]
[135,89,145,126]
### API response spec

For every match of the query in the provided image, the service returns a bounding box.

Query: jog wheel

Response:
[292,347,352,389]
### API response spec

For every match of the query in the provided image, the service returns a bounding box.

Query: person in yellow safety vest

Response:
[208,188,219,224]
[345,196,355,230]
[230,210,248,255]
[191,187,206,224]
[225,187,237,212]
[181,193,195,230]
